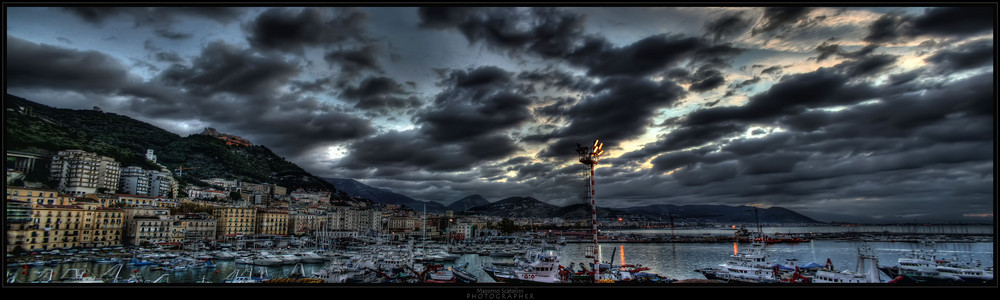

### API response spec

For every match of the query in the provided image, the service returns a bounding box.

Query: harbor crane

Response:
[576,139,604,283]
[175,166,198,178]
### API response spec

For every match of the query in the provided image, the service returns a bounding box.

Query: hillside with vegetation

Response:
[5,94,340,196]
[5,94,175,171]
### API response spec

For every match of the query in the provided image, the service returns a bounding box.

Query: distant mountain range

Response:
[447,195,490,212]
[460,197,820,223]
[326,178,822,223]
[619,204,820,223]
[323,178,448,212]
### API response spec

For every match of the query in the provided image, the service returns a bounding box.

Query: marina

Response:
[5,235,993,285]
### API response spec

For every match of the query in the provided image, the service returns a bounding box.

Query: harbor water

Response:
[6,239,993,284]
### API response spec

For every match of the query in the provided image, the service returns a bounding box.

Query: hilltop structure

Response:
[200,127,253,147]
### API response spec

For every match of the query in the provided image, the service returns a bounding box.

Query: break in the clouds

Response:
[5,6,994,223]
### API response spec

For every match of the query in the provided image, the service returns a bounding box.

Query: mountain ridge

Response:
[323,178,448,212]
[446,194,491,212]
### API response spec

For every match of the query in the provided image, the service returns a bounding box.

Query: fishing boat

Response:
[486,251,564,283]
[424,265,456,283]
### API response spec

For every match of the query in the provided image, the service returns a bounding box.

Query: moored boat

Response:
[58,269,103,283]
[452,263,478,283]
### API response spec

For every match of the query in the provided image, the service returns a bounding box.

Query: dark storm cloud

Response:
[153,51,185,64]
[417,7,477,29]
[685,68,878,126]
[291,77,333,93]
[671,161,740,186]
[721,132,795,156]
[908,7,994,37]
[335,66,533,173]
[887,68,924,86]
[738,152,810,175]
[760,66,783,75]
[732,76,761,89]
[114,39,376,158]
[779,71,994,137]
[417,7,586,60]
[341,76,422,112]
[814,41,840,62]
[865,7,994,44]
[567,34,744,78]
[753,7,813,34]
[245,7,369,54]
[531,96,580,124]
[417,67,532,142]
[323,43,384,78]
[516,68,594,93]
[336,130,456,171]
[924,39,994,73]
[157,41,300,97]
[6,34,130,93]
[338,130,520,173]
[647,150,706,172]
[628,122,746,161]
[153,28,191,40]
[419,7,743,83]
[683,68,727,93]
[463,134,522,162]
[830,54,898,77]
[863,13,907,44]
[630,55,980,177]
[234,108,375,154]
[63,7,132,24]
[64,7,243,27]
[814,41,881,62]
[703,11,752,43]
[538,76,688,158]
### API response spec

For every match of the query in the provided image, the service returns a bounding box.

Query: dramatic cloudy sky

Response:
[6,6,994,223]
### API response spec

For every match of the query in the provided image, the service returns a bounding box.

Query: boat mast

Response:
[751,204,763,242]
[577,140,604,283]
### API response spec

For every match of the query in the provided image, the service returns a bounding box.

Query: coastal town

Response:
[4,4,994,286]
[5,133,993,285]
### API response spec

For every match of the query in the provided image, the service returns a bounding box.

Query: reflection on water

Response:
[610,225,994,235]
[6,240,993,284]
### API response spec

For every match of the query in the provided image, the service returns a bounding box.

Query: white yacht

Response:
[251,252,284,266]
[295,251,326,264]
[811,245,883,283]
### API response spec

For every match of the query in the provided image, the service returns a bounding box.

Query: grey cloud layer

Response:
[6,6,993,222]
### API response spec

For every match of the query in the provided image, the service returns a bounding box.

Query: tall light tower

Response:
[577,140,604,283]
